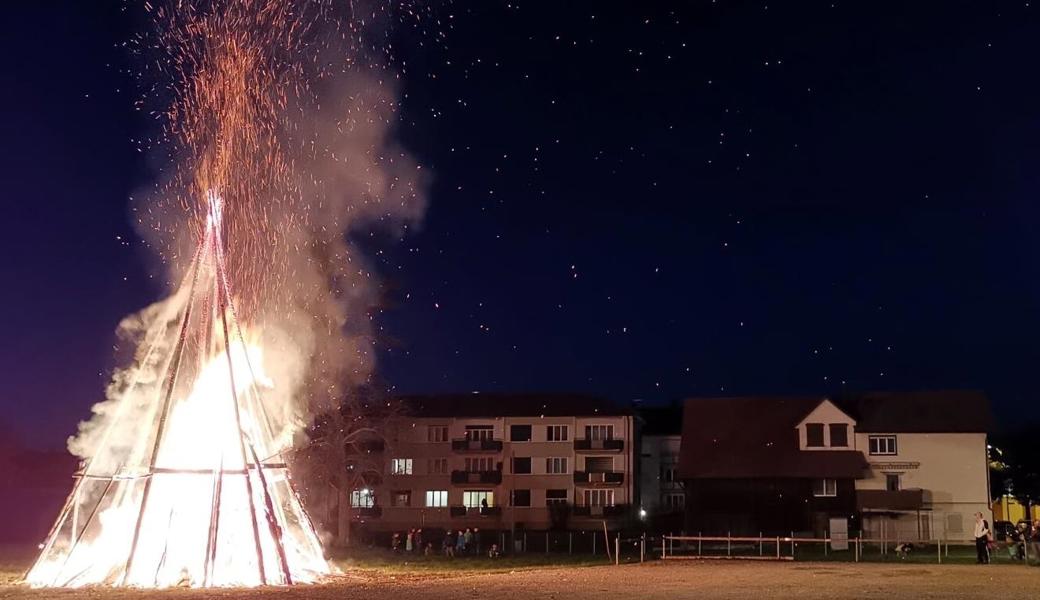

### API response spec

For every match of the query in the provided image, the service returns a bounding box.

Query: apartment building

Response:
[353,394,636,533]
[637,405,684,528]
[678,391,992,541]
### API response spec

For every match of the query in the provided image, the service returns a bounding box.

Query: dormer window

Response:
[829,424,849,447]
[806,423,825,447]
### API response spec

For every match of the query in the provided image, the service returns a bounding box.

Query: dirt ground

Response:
[2,560,1039,600]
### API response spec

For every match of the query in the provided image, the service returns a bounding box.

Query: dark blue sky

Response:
[3,1,1039,449]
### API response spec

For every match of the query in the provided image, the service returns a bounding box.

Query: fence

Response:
[660,533,1039,565]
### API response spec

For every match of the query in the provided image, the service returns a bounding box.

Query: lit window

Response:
[868,435,897,456]
[391,458,413,475]
[425,490,448,507]
[812,479,837,497]
[392,491,411,507]
[463,490,494,508]
[351,489,375,507]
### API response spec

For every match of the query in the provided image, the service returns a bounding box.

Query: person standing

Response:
[406,528,414,553]
[973,512,991,564]
[455,529,467,556]
[464,528,474,554]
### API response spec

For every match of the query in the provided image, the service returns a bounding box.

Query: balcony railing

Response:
[572,504,630,518]
[574,439,624,452]
[450,506,503,517]
[355,506,382,518]
[573,471,624,485]
[450,469,503,485]
[451,438,504,452]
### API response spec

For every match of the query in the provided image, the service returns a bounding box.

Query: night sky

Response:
[3,1,1040,450]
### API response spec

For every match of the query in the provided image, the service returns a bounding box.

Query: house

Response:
[353,393,636,534]
[637,405,684,529]
[677,391,992,541]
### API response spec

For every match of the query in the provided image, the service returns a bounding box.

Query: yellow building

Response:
[991,495,1040,524]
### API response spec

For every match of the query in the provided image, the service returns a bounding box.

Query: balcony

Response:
[451,438,504,453]
[574,439,624,452]
[450,506,503,518]
[856,489,924,511]
[450,469,503,485]
[355,506,382,518]
[572,504,630,518]
[573,471,624,486]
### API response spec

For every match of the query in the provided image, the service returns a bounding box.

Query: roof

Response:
[678,396,867,479]
[677,391,992,480]
[397,393,630,418]
[832,390,992,433]
[638,405,684,436]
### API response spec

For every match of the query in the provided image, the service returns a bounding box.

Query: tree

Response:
[990,429,1040,521]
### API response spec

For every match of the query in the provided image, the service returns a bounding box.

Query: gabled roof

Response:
[397,393,629,418]
[678,396,867,479]
[832,390,992,433]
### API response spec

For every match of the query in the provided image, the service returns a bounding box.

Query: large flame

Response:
[25,197,331,588]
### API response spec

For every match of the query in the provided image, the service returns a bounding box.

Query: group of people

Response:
[392,528,499,558]
[973,512,1040,564]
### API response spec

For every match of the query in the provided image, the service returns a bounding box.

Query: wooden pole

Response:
[615,535,620,565]
[603,521,612,562]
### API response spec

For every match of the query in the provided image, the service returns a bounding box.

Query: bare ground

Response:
[2,560,1039,600]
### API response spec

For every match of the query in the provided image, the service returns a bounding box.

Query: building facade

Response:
[678,391,992,542]
[352,394,636,534]
[637,406,684,529]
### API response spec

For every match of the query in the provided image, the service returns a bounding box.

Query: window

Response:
[585,456,613,473]
[463,490,494,508]
[546,489,568,505]
[584,489,614,507]
[510,424,532,442]
[391,491,411,507]
[805,423,824,447]
[391,458,413,475]
[465,425,494,441]
[829,423,849,447]
[661,465,678,482]
[351,489,375,508]
[664,493,685,510]
[585,424,614,441]
[885,473,901,491]
[427,425,448,442]
[545,457,569,474]
[869,435,897,456]
[547,425,569,441]
[511,489,531,507]
[428,458,448,474]
[812,479,837,497]
[465,457,494,472]
[513,456,532,474]
[425,490,448,508]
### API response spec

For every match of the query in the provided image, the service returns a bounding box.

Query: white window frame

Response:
[547,425,569,442]
[425,490,448,508]
[428,425,448,442]
[391,458,413,475]
[545,489,568,505]
[812,479,838,497]
[585,424,614,441]
[463,490,494,508]
[868,435,898,456]
[465,456,494,472]
[545,457,569,474]
[351,489,375,508]
[583,489,615,507]
[428,458,448,474]
[664,492,685,510]
[465,425,494,441]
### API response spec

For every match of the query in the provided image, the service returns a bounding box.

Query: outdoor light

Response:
[639,508,647,519]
